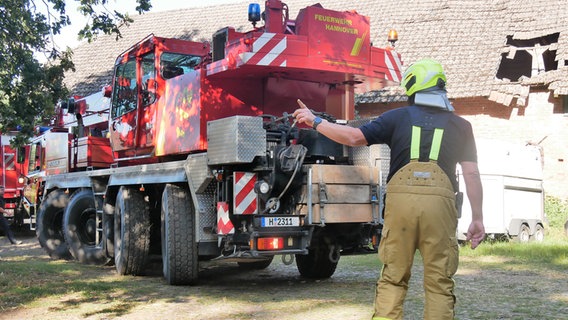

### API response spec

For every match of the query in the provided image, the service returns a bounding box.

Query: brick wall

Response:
[356,91,568,200]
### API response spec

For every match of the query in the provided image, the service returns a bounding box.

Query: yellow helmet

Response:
[401,59,447,96]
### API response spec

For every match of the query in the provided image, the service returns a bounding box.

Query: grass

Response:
[461,238,568,270]
[1,227,567,319]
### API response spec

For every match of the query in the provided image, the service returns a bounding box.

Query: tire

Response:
[564,219,568,237]
[114,186,150,276]
[514,224,531,243]
[238,256,274,270]
[296,244,338,279]
[36,189,72,260]
[531,224,545,242]
[161,184,198,285]
[63,189,111,265]
[103,210,115,261]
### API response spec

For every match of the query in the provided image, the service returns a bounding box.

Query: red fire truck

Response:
[0,133,28,227]
[19,92,110,232]
[25,0,402,285]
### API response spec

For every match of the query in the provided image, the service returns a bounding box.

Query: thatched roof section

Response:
[65,0,568,106]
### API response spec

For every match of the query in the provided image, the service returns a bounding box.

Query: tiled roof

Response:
[65,0,568,106]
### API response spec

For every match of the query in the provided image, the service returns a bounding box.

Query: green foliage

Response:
[544,195,568,228]
[77,0,152,42]
[0,0,151,147]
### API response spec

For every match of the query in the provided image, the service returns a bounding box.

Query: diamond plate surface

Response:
[196,183,217,242]
[347,119,390,186]
[185,153,217,241]
[207,116,266,165]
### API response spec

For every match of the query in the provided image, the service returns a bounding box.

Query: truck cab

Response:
[108,37,212,160]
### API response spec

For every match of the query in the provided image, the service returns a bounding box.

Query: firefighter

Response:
[293,58,485,320]
[0,186,22,245]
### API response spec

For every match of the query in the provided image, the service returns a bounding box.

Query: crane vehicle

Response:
[26,0,402,284]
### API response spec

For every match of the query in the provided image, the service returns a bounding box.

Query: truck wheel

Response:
[103,209,115,261]
[63,189,111,265]
[531,224,544,242]
[114,186,150,276]
[514,224,531,243]
[238,256,274,270]
[161,184,198,285]
[36,189,72,260]
[296,245,338,279]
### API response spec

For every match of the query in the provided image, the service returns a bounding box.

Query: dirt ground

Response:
[2,232,378,320]
[1,231,568,320]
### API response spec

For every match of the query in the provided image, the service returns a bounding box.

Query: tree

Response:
[0,0,151,147]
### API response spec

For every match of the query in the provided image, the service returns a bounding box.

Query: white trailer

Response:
[457,139,545,242]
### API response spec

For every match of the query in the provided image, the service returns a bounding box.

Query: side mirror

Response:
[17,147,26,164]
[67,97,76,114]
[142,79,157,106]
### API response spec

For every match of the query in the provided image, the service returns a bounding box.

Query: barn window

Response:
[496,33,559,81]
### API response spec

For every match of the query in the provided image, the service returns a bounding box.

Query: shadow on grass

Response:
[6,238,566,319]
[0,253,377,319]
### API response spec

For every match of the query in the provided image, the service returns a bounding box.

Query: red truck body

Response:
[0,134,28,223]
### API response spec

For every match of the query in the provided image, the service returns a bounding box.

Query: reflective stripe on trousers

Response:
[372,161,459,320]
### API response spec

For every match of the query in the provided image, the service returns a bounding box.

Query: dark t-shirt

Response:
[359,105,477,191]
[0,197,5,217]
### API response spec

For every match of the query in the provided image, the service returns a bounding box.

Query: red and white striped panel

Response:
[4,153,15,170]
[241,33,288,67]
[384,50,403,82]
[233,172,258,215]
[217,202,234,235]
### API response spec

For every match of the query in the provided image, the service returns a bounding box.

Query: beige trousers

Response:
[372,162,459,320]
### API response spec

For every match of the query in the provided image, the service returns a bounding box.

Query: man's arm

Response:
[461,161,485,249]
[293,99,368,146]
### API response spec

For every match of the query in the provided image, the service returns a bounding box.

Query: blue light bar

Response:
[248,3,261,24]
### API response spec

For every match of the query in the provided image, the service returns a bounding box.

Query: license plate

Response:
[3,208,14,217]
[261,216,300,227]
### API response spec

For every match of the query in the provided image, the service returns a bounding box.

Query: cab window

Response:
[111,59,137,118]
[160,52,202,80]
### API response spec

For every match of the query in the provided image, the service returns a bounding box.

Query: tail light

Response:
[372,234,380,247]
[257,237,284,250]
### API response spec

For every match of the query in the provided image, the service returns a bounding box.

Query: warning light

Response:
[248,3,261,28]
[387,29,398,48]
[257,237,284,250]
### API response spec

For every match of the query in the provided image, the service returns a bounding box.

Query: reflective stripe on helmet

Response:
[401,58,447,96]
